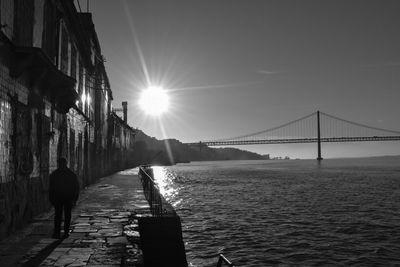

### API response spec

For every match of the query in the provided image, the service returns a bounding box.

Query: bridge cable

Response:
[209,111,317,142]
[320,111,400,135]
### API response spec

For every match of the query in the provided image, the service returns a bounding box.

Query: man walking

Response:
[49,157,80,239]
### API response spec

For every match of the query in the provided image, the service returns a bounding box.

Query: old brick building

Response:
[0,0,136,239]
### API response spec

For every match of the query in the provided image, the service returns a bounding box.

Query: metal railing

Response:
[138,165,164,216]
[217,254,235,267]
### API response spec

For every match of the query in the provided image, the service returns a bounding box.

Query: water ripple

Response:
[163,159,400,266]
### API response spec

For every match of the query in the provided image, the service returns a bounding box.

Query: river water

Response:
[152,157,400,266]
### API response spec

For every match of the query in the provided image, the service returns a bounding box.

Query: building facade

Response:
[0,0,136,239]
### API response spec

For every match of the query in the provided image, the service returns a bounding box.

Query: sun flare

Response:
[138,86,170,116]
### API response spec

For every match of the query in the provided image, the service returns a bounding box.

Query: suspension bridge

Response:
[185,111,400,160]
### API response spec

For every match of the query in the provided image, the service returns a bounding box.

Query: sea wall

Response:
[138,166,188,267]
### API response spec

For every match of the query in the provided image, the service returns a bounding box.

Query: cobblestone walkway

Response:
[1,168,151,267]
[40,209,146,266]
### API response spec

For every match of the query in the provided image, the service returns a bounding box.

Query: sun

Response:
[138,86,170,116]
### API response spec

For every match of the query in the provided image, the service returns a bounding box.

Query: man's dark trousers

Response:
[53,201,73,238]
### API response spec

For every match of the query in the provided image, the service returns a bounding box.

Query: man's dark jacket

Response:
[49,168,80,204]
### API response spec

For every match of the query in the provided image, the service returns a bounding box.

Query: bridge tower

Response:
[317,110,323,161]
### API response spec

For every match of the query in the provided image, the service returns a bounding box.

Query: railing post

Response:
[317,111,323,161]
[217,256,223,267]
[139,166,165,217]
[217,254,235,267]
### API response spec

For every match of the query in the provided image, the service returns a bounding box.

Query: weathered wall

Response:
[109,113,136,171]
[0,0,137,239]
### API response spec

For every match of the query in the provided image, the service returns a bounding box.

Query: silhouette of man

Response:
[49,157,79,239]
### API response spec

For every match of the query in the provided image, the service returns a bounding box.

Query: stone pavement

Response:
[0,168,151,267]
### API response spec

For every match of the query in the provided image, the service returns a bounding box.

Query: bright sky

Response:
[85,0,400,159]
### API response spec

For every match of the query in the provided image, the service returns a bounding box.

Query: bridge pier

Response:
[317,111,323,161]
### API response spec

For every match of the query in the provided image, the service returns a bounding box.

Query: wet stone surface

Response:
[40,210,148,266]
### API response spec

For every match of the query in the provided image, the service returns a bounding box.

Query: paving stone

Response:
[96,229,122,237]
[116,211,131,216]
[124,224,138,231]
[98,223,121,228]
[74,219,91,224]
[70,247,94,253]
[53,247,71,253]
[81,238,106,244]
[73,228,98,233]
[73,223,91,227]
[110,215,126,219]
[79,213,93,218]
[100,209,118,212]
[40,259,57,266]
[88,233,104,238]
[124,230,140,238]
[88,256,121,265]
[107,236,128,245]
[53,256,76,266]
[67,233,87,240]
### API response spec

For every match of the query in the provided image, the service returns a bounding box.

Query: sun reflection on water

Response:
[152,166,181,206]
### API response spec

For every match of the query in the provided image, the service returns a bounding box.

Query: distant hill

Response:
[132,130,264,166]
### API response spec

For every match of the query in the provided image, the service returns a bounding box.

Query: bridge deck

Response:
[186,136,400,146]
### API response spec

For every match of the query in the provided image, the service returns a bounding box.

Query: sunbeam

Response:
[121,0,151,86]
[158,119,175,165]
